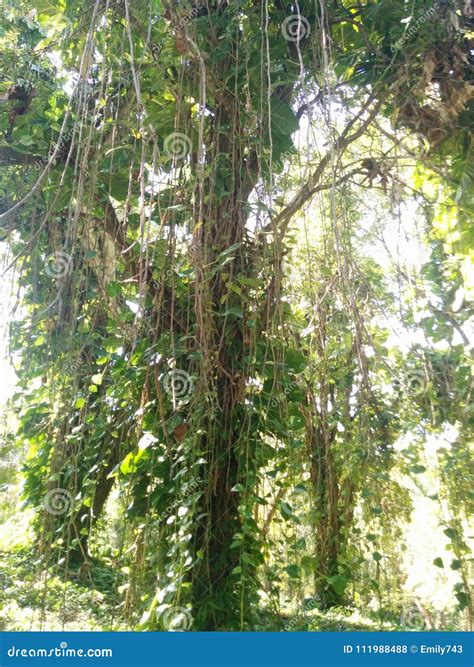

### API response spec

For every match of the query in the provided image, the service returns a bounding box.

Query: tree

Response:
[0,0,471,630]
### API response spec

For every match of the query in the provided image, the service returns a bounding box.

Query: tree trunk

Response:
[188,91,257,628]
[307,419,344,608]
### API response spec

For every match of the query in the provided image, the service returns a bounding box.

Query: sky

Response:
[0,243,19,411]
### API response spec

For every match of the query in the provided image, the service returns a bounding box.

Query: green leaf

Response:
[18,135,34,146]
[372,551,382,562]
[108,174,131,201]
[279,501,293,520]
[409,464,427,474]
[444,528,457,540]
[300,555,316,573]
[433,557,444,568]
[282,348,307,373]
[454,591,470,610]
[220,306,243,318]
[327,574,347,596]
[270,100,299,138]
[285,564,300,578]
[218,242,242,258]
[106,282,122,298]
[242,553,256,566]
[120,452,135,475]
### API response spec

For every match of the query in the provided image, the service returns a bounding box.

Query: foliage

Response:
[0,0,472,631]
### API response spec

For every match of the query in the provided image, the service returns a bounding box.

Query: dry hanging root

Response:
[0,0,471,633]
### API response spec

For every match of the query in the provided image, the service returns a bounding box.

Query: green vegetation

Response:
[0,0,472,632]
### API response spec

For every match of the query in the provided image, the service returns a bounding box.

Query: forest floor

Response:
[0,545,445,632]
[0,484,465,632]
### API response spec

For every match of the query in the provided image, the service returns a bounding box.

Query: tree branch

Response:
[275,95,387,242]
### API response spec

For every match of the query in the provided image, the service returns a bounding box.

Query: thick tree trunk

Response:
[184,75,260,627]
[191,417,242,629]
[190,215,250,628]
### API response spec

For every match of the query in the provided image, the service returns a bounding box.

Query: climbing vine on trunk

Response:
[0,0,472,631]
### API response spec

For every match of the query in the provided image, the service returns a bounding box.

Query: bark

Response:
[307,420,343,608]
[188,85,256,628]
